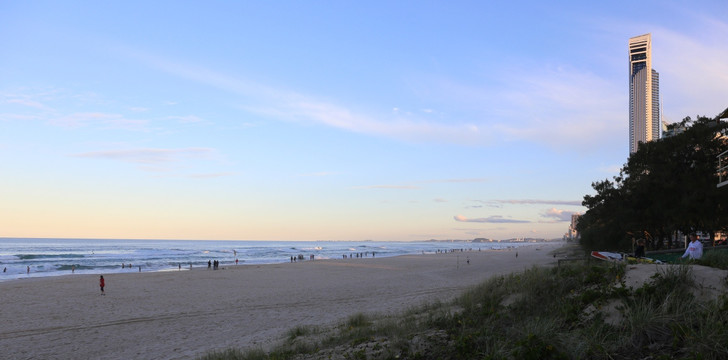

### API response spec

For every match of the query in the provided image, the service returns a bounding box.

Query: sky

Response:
[1,1,727,241]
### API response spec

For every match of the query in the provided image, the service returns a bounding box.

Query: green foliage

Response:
[697,248,728,269]
[578,115,728,251]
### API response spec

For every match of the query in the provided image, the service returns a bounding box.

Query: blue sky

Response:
[1,1,727,241]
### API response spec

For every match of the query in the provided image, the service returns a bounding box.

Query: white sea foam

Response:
[0,238,524,281]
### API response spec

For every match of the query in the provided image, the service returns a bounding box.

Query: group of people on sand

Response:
[342,252,376,259]
[208,260,220,270]
[290,254,315,262]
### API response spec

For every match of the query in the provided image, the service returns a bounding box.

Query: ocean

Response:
[0,238,524,282]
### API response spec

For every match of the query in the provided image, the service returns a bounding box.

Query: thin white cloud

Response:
[50,112,149,131]
[654,24,728,120]
[496,199,583,206]
[540,208,576,222]
[72,147,216,164]
[473,199,583,207]
[353,185,420,190]
[453,214,530,223]
[118,47,486,145]
[7,98,47,109]
[187,172,236,179]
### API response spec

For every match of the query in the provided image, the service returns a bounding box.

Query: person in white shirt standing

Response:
[682,233,704,260]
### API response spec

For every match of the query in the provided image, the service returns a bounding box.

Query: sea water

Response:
[0,238,522,281]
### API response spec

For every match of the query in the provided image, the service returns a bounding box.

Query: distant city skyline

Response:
[1,1,727,241]
[629,33,661,154]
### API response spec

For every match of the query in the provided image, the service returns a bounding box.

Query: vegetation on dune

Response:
[198,251,728,360]
[576,114,728,252]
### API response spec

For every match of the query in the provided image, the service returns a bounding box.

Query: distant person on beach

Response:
[208,260,212,269]
[682,234,703,260]
[71,265,75,273]
[99,276,105,295]
[27,266,30,274]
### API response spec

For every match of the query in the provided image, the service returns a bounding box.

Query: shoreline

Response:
[0,242,564,360]
[0,238,554,283]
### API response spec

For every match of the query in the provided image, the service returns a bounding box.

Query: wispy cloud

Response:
[7,98,48,109]
[414,65,624,151]
[72,147,216,165]
[118,47,487,145]
[51,112,149,130]
[540,208,577,222]
[353,185,420,190]
[654,21,728,119]
[187,172,236,179]
[453,214,530,223]
[495,199,583,206]
[473,199,583,207]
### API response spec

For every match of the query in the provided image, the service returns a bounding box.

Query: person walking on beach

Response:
[99,275,105,295]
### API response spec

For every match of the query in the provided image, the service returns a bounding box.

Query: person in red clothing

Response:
[99,275,105,295]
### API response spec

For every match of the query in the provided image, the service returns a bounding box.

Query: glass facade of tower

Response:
[629,33,660,154]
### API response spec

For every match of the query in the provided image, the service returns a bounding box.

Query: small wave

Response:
[17,254,86,260]
[56,264,96,271]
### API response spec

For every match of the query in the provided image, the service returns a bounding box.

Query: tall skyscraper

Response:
[629,33,660,154]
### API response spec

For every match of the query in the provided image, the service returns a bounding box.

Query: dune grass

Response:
[198,253,728,360]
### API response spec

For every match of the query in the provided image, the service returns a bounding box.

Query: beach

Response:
[0,242,564,360]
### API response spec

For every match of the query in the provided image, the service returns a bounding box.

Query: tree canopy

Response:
[577,115,728,251]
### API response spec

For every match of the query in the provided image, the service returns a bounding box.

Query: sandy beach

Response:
[0,242,564,360]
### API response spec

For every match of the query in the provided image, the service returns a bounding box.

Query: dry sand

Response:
[0,243,565,360]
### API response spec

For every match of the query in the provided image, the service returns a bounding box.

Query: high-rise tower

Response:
[629,33,660,154]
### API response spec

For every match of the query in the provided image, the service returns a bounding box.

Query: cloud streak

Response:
[353,185,420,190]
[540,208,577,222]
[454,215,530,224]
[495,199,583,206]
[72,148,216,165]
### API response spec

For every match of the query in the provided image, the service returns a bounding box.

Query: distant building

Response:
[716,107,728,188]
[568,213,581,241]
[629,33,660,154]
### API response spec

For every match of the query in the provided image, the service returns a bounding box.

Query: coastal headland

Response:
[0,242,564,359]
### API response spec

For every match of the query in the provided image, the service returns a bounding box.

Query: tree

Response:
[578,115,728,251]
